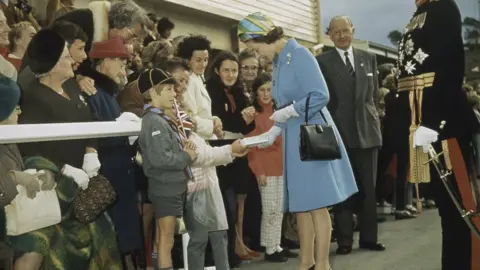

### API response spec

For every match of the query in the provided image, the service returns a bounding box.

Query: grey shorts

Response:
[149,193,186,219]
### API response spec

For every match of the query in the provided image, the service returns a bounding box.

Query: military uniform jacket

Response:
[396,0,479,140]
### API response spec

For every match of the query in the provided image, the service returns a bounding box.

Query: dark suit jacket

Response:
[317,48,382,149]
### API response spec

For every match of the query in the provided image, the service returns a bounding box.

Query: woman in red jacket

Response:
[247,72,297,263]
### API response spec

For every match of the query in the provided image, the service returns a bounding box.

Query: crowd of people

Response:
[0,0,479,270]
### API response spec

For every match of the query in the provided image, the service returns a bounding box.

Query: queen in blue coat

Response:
[238,13,358,270]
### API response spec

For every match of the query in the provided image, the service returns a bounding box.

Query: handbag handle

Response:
[304,92,328,125]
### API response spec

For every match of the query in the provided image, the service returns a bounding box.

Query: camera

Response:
[14,0,33,14]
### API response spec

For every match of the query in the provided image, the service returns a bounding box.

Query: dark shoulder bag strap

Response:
[304,92,328,125]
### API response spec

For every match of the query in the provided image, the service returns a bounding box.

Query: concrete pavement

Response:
[242,209,442,270]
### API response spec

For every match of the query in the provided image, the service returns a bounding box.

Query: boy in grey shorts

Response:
[138,68,197,270]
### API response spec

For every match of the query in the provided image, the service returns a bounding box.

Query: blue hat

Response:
[0,76,21,122]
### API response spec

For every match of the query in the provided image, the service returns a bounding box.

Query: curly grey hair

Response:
[108,0,149,30]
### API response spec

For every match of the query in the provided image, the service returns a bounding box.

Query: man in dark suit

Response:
[316,15,385,255]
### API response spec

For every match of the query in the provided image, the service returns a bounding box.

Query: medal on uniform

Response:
[405,61,416,75]
[413,48,429,64]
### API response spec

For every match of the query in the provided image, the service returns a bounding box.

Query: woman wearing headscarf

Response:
[16,29,121,270]
[237,13,358,270]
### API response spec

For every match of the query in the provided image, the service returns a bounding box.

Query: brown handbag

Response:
[72,174,117,223]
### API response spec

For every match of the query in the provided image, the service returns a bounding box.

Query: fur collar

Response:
[89,69,119,95]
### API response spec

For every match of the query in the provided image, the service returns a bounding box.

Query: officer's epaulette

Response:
[404,12,427,34]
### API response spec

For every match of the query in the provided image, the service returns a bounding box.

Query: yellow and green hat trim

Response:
[238,12,276,42]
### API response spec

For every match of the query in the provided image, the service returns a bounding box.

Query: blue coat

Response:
[87,72,142,254]
[272,39,358,212]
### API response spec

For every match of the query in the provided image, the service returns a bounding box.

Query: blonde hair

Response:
[8,21,33,52]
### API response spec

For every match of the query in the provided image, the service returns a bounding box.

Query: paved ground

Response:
[242,209,442,270]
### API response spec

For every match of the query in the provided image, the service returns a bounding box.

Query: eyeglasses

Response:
[241,65,259,71]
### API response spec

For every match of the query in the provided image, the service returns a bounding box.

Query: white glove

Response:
[82,153,101,178]
[413,126,439,153]
[23,169,38,175]
[128,136,138,145]
[116,112,141,123]
[270,105,299,123]
[258,126,283,149]
[63,164,90,190]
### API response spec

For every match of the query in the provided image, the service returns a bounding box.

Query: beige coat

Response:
[183,74,217,139]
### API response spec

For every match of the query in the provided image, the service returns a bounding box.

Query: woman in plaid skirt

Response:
[247,73,298,262]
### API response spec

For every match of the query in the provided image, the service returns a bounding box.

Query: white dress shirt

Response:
[336,46,355,71]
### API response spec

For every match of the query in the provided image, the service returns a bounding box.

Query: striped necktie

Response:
[344,51,355,77]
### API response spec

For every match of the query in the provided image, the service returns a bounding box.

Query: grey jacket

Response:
[139,111,192,197]
[316,48,382,149]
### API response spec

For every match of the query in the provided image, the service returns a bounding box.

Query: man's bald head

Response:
[327,15,355,50]
[327,16,354,33]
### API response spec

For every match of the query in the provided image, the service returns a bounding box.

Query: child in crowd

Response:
[138,68,197,270]
[247,72,297,262]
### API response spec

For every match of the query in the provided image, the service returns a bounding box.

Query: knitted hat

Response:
[0,76,21,122]
[89,37,129,59]
[238,12,276,42]
[27,29,66,75]
[137,68,176,94]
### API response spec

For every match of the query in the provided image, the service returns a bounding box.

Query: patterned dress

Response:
[6,157,121,270]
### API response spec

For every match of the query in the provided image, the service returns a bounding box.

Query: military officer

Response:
[396,0,480,269]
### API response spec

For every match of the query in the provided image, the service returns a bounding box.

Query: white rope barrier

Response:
[0,122,140,144]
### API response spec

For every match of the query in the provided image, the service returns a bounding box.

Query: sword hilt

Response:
[424,149,446,165]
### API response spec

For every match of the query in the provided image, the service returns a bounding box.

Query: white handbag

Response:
[5,179,61,236]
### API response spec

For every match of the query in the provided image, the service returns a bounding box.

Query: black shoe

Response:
[395,210,417,220]
[308,264,315,270]
[281,238,300,249]
[335,245,352,255]
[359,241,386,251]
[281,248,298,258]
[265,252,288,263]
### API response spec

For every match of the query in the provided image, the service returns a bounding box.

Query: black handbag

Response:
[299,93,341,161]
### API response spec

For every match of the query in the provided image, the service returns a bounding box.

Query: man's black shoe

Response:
[359,242,386,251]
